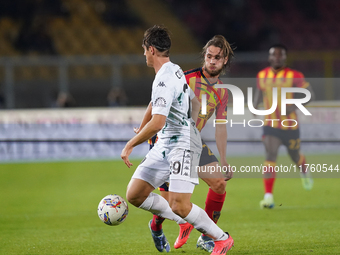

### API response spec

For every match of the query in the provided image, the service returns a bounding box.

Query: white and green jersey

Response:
[151,61,201,151]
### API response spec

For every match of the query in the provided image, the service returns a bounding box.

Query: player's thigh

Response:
[283,129,301,163]
[160,190,169,201]
[158,182,169,201]
[126,178,155,206]
[263,135,281,152]
[198,162,225,179]
[199,162,226,194]
[262,127,282,161]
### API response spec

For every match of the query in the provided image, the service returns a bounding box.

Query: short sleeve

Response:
[293,71,309,88]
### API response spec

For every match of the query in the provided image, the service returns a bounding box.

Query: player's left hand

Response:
[121,144,133,168]
[133,127,140,134]
[221,160,233,181]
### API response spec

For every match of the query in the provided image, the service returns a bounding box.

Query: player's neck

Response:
[202,68,219,83]
[153,58,170,74]
[271,66,286,73]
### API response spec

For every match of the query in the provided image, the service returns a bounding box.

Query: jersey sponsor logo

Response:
[157,81,166,87]
[153,97,166,107]
[175,68,184,79]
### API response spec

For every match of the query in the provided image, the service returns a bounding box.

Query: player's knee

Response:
[289,151,300,163]
[266,151,277,162]
[209,178,226,194]
[169,201,190,218]
[126,190,145,208]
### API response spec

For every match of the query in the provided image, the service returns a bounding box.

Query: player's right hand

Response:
[121,145,133,168]
[134,127,140,134]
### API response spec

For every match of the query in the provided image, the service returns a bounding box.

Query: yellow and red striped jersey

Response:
[185,67,228,132]
[257,67,310,130]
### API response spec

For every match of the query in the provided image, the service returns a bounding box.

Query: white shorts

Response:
[131,143,201,193]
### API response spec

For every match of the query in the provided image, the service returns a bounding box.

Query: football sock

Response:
[297,154,307,173]
[139,193,186,225]
[264,192,273,200]
[184,203,228,241]
[202,189,226,237]
[204,188,226,223]
[263,161,276,194]
[151,214,165,232]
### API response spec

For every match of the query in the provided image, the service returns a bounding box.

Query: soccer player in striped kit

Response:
[253,44,315,209]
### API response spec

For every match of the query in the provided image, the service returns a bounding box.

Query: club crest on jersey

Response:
[154,97,166,107]
[157,81,166,87]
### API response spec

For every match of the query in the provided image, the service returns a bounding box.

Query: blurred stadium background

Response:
[0,0,339,109]
[0,0,339,161]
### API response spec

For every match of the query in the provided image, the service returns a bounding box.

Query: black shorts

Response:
[199,140,219,166]
[263,126,301,151]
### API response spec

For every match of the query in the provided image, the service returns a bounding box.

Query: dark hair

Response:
[269,44,288,53]
[202,35,234,73]
[143,25,171,57]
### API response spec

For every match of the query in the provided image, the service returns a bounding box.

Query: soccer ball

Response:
[97,194,129,226]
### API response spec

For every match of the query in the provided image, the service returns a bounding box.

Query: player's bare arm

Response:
[253,87,263,114]
[121,114,166,168]
[134,101,152,134]
[215,124,232,180]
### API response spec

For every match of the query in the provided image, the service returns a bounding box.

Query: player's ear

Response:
[150,46,155,55]
[224,57,228,65]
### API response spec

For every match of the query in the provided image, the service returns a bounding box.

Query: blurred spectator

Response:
[0,95,4,109]
[296,0,319,20]
[15,16,57,55]
[166,0,253,50]
[0,84,4,109]
[260,0,285,13]
[52,91,76,108]
[93,0,141,27]
[107,87,127,107]
[256,19,280,51]
[12,0,67,55]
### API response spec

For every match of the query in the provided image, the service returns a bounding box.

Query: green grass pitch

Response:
[0,154,339,254]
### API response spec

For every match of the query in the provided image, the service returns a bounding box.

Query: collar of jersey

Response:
[270,66,286,75]
[199,67,220,87]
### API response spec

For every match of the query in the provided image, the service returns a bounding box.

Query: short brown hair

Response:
[143,25,171,57]
[202,35,234,73]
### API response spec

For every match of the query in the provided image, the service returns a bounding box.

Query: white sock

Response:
[184,204,228,241]
[139,193,186,224]
[264,193,273,199]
